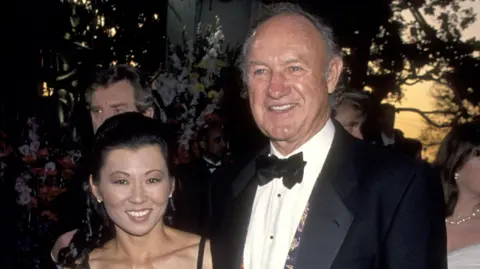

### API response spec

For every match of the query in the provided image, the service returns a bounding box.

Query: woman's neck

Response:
[452,193,480,220]
[112,223,172,263]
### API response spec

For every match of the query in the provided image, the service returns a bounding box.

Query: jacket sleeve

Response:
[384,162,447,269]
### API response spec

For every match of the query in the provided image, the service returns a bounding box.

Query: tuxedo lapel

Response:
[295,124,359,269]
[212,146,269,269]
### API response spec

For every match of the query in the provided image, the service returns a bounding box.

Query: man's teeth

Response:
[126,210,150,217]
[270,104,294,111]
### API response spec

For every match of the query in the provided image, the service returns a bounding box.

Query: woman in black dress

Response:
[58,112,212,269]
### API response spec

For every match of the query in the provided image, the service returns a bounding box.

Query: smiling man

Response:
[211,3,446,269]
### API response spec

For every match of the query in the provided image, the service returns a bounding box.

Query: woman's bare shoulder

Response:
[167,228,211,265]
[176,231,212,269]
[168,227,202,248]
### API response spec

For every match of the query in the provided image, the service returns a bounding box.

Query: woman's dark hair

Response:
[58,112,172,267]
[434,121,480,217]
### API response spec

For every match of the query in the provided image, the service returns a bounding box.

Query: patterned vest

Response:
[241,203,310,269]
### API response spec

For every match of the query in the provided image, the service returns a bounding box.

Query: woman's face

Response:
[457,156,480,196]
[334,103,365,139]
[90,145,173,236]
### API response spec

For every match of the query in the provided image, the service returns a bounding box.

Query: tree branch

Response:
[422,142,442,147]
[396,107,456,115]
[395,107,456,128]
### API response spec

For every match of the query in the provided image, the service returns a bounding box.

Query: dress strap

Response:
[196,237,207,269]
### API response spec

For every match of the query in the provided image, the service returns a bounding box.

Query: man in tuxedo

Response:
[175,122,243,235]
[211,3,446,269]
[367,103,422,159]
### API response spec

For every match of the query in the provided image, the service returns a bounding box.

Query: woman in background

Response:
[435,121,480,268]
[58,112,212,269]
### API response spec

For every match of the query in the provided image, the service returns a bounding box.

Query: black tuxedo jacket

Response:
[211,124,446,269]
[175,156,244,235]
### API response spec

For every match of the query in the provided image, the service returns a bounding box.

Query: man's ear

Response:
[89,175,102,202]
[326,56,344,94]
[199,140,206,150]
[143,107,154,118]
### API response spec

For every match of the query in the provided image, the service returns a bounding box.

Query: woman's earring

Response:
[454,173,460,181]
[168,194,175,211]
[97,198,103,203]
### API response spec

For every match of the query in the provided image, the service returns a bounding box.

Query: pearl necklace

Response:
[445,208,480,225]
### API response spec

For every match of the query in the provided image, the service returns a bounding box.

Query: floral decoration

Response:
[151,16,232,164]
[13,117,82,269]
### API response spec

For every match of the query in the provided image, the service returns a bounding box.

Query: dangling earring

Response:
[168,194,176,211]
[454,173,460,181]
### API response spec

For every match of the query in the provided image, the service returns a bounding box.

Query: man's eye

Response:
[253,69,267,75]
[113,179,128,185]
[90,108,102,114]
[288,66,303,72]
[113,108,124,114]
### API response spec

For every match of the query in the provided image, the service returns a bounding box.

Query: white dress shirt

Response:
[243,120,335,269]
[202,156,222,173]
[381,132,395,146]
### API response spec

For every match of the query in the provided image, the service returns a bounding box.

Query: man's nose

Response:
[267,72,290,99]
[219,137,227,147]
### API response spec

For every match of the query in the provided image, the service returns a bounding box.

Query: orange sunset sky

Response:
[392,2,480,141]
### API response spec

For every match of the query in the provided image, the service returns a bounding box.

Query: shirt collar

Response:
[202,156,222,166]
[270,119,336,163]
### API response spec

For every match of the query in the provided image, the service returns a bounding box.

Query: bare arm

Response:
[51,229,78,263]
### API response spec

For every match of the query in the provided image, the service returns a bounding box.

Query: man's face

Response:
[90,80,138,133]
[379,106,396,132]
[246,15,343,154]
[205,127,227,160]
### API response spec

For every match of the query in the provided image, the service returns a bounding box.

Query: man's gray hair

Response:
[85,65,154,113]
[240,2,340,83]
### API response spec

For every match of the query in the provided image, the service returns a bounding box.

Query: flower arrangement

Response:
[15,118,81,209]
[151,16,233,164]
[14,117,82,268]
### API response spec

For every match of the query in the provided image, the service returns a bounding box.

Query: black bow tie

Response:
[255,152,307,189]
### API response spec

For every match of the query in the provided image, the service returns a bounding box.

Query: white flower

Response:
[67,150,82,162]
[45,162,56,173]
[170,53,182,69]
[30,140,40,152]
[17,192,32,206]
[15,180,26,192]
[27,117,36,126]
[22,173,32,180]
[15,173,33,205]
[18,145,32,156]
[158,107,168,123]
[28,130,39,142]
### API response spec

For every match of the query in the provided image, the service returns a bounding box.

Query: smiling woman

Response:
[58,112,212,269]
